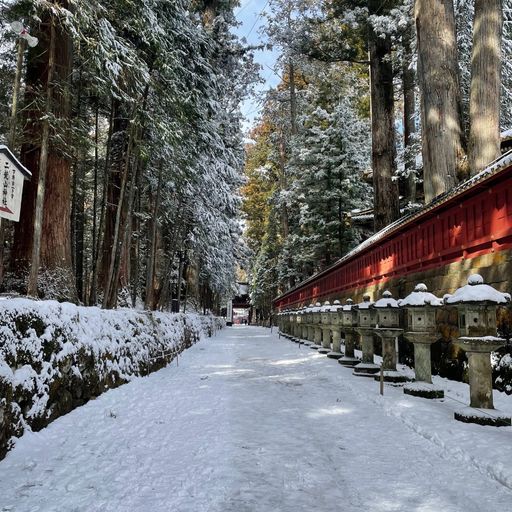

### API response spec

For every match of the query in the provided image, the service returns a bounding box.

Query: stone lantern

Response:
[338,299,361,367]
[299,307,309,345]
[310,302,323,350]
[294,308,303,344]
[288,310,295,339]
[305,304,315,346]
[373,290,409,383]
[353,295,380,376]
[287,310,295,340]
[399,284,444,398]
[445,274,511,426]
[318,301,332,354]
[279,309,287,337]
[283,309,292,338]
[327,300,344,359]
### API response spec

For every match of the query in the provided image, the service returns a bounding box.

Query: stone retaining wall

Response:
[0,299,224,460]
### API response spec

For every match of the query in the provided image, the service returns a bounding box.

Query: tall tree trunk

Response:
[415,0,465,203]
[89,98,114,305]
[144,165,162,310]
[469,0,503,174]
[98,100,130,301]
[18,2,77,301]
[71,65,85,302]
[402,17,417,204]
[102,119,137,309]
[369,0,399,232]
[131,157,142,308]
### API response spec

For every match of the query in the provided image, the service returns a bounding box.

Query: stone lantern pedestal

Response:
[290,314,298,342]
[353,328,380,376]
[403,332,444,399]
[306,323,315,346]
[338,329,360,367]
[371,291,408,382]
[327,325,343,359]
[302,306,315,346]
[373,328,410,383]
[293,310,304,345]
[318,302,332,354]
[353,295,379,376]
[327,301,343,359]
[301,320,311,346]
[311,303,323,350]
[445,274,512,426]
[338,299,360,367]
[453,337,511,426]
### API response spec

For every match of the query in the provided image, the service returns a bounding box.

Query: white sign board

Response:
[0,146,31,222]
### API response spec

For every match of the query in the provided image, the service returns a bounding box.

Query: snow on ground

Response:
[0,326,511,512]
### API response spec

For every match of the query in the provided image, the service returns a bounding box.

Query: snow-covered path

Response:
[1,326,511,512]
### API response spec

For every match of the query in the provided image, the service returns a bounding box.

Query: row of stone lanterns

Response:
[276,275,511,427]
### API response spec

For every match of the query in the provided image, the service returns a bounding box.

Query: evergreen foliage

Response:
[0,0,257,312]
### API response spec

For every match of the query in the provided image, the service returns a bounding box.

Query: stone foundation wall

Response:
[0,299,224,460]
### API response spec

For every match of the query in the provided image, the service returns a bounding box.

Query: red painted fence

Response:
[274,155,512,310]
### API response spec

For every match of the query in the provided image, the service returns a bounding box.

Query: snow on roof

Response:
[373,290,399,308]
[398,283,443,307]
[444,274,511,305]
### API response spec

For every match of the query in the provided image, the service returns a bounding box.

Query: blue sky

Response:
[232,0,279,131]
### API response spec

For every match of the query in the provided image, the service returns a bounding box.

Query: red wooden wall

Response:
[274,164,512,310]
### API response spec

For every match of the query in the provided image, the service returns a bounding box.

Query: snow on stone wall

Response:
[0,298,224,459]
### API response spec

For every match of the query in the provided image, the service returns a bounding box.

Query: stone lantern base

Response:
[353,362,380,377]
[338,356,360,367]
[404,381,444,399]
[327,350,343,359]
[318,347,331,354]
[374,370,411,384]
[454,407,511,427]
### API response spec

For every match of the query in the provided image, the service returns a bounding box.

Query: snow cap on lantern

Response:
[342,298,358,327]
[372,290,400,328]
[355,294,375,328]
[312,302,322,323]
[330,299,343,325]
[321,300,331,324]
[444,274,511,337]
[304,303,314,321]
[399,283,442,333]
